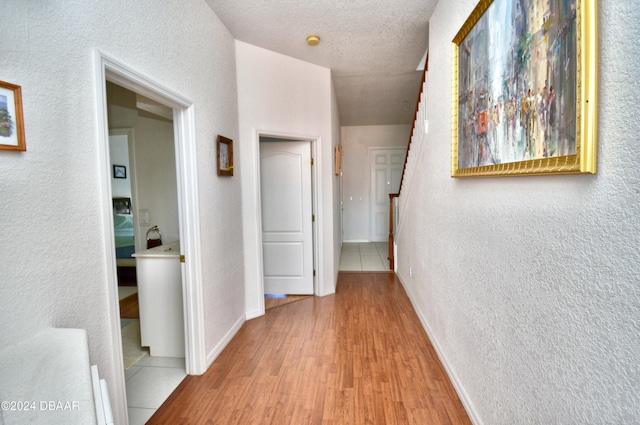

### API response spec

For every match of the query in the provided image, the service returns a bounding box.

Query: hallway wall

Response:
[396,0,640,423]
[0,2,243,423]
[235,41,341,318]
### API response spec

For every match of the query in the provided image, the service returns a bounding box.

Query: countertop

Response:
[132,241,181,258]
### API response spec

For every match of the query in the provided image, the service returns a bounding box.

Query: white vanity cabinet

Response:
[132,241,185,358]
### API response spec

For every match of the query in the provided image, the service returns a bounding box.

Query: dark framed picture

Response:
[0,80,26,151]
[113,197,132,214]
[113,164,127,179]
[217,135,233,176]
[451,0,597,177]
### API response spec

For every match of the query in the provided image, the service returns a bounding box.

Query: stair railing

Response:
[388,56,428,270]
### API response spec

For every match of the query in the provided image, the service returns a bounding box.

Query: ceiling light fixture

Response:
[306,35,321,46]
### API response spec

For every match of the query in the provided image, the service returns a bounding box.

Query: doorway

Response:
[369,147,405,242]
[95,51,205,425]
[106,82,188,422]
[108,126,141,351]
[259,138,314,296]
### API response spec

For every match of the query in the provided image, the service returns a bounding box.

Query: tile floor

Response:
[125,354,186,424]
[339,242,391,271]
[118,287,186,425]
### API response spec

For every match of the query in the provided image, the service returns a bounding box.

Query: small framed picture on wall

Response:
[113,164,127,179]
[0,80,26,151]
[217,135,233,176]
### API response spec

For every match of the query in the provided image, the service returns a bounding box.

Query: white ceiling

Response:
[205,0,438,126]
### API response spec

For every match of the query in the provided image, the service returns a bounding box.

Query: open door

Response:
[260,140,314,295]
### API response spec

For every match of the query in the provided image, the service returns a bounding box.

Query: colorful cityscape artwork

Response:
[455,0,577,170]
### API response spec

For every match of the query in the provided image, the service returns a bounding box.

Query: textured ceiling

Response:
[205,0,437,126]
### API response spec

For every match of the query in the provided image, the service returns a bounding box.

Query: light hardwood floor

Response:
[148,272,471,424]
[264,294,312,310]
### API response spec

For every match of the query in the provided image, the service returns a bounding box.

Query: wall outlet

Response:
[409,266,413,277]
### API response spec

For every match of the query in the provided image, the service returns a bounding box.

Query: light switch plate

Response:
[139,209,149,226]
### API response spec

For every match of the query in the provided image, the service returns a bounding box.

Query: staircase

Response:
[388,56,428,270]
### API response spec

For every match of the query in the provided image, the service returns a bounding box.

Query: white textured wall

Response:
[396,0,640,423]
[130,116,180,246]
[236,41,339,318]
[0,1,243,423]
[341,125,410,241]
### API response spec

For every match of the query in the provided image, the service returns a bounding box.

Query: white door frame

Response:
[94,50,206,425]
[254,131,321,313]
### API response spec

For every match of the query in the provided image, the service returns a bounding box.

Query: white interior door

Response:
[260,141,314,294]
[370,148,405,242]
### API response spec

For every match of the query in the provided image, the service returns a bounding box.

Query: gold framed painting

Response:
[451,0,598,177]
[0,80,26,151]
[217,135,233,176]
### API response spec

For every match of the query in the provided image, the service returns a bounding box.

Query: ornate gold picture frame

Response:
[451,0,598,177]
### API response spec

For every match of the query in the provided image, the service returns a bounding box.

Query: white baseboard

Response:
[396,272,483,425]
[318,288,336,297]
[205,314,245,368]
[245,308,263,320]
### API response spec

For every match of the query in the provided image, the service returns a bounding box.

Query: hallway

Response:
[148,272,470,424]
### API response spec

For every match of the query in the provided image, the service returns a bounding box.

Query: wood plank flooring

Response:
[119,292,139,319]
[148,272,471,424]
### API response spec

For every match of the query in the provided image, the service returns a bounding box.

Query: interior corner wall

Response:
[0,2,243,423]
[395,0,640,423]
[331,80,342,283]
[341,125,411,242]
[235,41,338,318]
[129,115,180,247]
